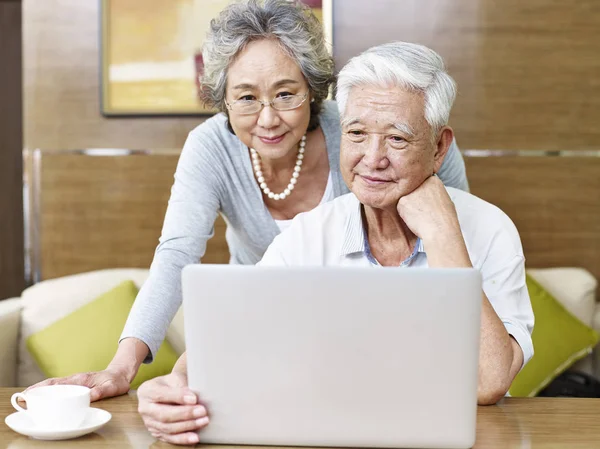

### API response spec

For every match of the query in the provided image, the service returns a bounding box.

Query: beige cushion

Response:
[18,269,150,387]
[527,268,597,326]
[528,268,599,378]
[0,298,23,386]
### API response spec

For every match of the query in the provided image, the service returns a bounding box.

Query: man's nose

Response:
[363,136,390,170]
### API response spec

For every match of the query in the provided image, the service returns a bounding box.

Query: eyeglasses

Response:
[225,92,309,115]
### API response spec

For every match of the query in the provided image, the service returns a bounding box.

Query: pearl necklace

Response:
[250,134,305,201]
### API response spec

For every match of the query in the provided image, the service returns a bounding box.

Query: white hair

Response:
[336,42,457,132]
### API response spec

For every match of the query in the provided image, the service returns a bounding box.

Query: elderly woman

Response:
[31,0,468,404]
[136,41,533,445]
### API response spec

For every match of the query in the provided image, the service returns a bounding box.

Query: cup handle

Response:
[11,392,27,413]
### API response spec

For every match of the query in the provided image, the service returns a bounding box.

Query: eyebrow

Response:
[231,79,301,91]
[340,117,361,128]
[340,117,415,138]
[391,122,415,138]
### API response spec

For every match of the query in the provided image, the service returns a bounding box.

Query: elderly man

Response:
[259,42,534,405]
[136,41,534,445]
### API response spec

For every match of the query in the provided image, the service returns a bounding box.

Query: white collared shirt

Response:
[259,188,535,368]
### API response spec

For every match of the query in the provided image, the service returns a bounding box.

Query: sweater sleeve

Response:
[437,137,470,192]
[120,129,223,362]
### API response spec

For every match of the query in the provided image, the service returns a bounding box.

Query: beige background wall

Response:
[334,0,600,151]
[24,0,199,150]
[25,0,600,151]
[22,0,600,282]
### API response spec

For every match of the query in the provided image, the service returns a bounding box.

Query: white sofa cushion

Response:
[11,267,598,386]
[17,269,150,387]
[0,297,23,387]
[528,267,599,378]
[527,268,597,326]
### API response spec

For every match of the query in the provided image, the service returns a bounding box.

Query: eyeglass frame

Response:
[224,91,309,115]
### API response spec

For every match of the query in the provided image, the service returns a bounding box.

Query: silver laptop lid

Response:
[182,265,482,449]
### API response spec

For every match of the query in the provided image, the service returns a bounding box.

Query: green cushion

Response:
[26,280,178,389]
[509,274,599,397]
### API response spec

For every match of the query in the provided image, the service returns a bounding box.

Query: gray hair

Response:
[201,0,334,130]
[336,42,457,133]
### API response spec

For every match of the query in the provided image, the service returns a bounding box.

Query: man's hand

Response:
[137,372,209,446]
[397,175,471,268]
[396,175,460,241]
[26,368,131,402]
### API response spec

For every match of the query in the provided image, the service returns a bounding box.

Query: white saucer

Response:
[5,407,112,440]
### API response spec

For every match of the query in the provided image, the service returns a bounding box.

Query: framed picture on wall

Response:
[100,0,333,116]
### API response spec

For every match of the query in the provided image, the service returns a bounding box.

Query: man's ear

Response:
[433,126,454,174]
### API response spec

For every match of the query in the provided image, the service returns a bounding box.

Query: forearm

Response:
[107,337,150,383]
[121,260,187,360]
[423,227,472,269]
[477,297,523,404]
[424,231,522,404]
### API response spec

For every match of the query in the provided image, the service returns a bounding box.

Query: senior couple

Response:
[31,2,533,446]
[134,41,533,445]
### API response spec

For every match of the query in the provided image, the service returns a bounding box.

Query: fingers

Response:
[90,382,122,402]
[146,415,209,435]
[138,375,197,406]
[25,373,93,393]
[26,371,131,402]
[151,430,201,446]
[146,415,209,446]
[24,378,56,393]
[137,373,210,445]
[90,372,130,402]
[139,402,207,423]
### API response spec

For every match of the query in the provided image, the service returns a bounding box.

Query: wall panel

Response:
[29,151,229,281]
[334,0,600,151]
[0,0,25,297]
[465,154,600,282]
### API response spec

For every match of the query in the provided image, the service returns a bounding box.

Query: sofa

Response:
[0,267,598,388]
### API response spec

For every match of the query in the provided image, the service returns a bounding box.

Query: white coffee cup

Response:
[11,385,91,430]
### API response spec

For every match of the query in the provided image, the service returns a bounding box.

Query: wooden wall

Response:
[25,0,600,152]
[465,155,600,282]
[26,150,229,281]
[334,0,600,151]
[23,0,200,151]
[0,0,25,298]
[28,151,600,285]
[22,0,600,283]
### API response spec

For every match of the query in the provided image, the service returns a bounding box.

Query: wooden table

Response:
[2,388,600,448]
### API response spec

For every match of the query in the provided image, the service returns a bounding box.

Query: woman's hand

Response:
[26,368,131,402]
[26,337,149,402]
[137,371,209,446]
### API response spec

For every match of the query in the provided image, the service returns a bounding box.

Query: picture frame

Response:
[100,0,333,116]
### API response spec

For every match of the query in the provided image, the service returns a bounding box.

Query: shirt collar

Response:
[340,195,366,256]
[339,194,425,260]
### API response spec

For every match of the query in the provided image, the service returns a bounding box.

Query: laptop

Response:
[182,265,482,449]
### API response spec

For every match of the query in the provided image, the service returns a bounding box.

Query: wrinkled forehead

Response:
[226,39,305,91]
[342,85,429,132]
